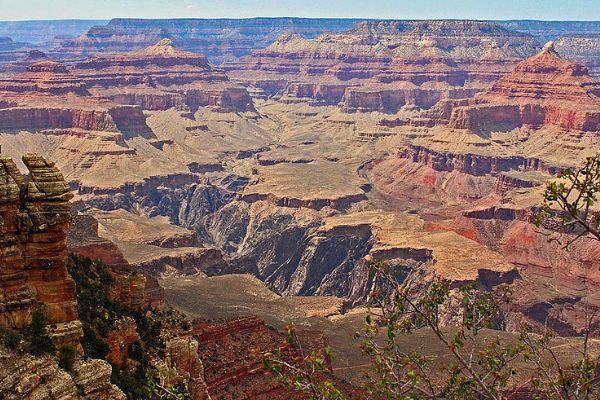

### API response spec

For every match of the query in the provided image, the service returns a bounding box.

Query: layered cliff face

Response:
[388,42,600,180]
[53,18,362,64]
[225,20,539,111]
[0,60,88,95]
[192,316,351,399]
[0,153,82,347]
[0,57,174,191]
[3,16,600,397]
[0,59,153,137]
[449,41,600,132]
[365,44,600,333]
[71,38,254,113]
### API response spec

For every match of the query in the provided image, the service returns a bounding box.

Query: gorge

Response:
[1,13,600,399]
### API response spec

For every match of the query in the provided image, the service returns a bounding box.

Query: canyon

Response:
[2,16,600,399]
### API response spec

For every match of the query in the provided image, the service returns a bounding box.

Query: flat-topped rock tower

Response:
[0,150,82,348]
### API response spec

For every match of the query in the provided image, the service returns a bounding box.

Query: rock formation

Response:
[0,352,126,400]
[448,41,600,132]
[0,152,82,347]
[0,59,152,136]
[225,20,539,111]
[390,42,600,181]
[191,316,351,399]
[363,44,600,334]
[0,57,174,191]
[53,18,362,64]
[72,38,254,113]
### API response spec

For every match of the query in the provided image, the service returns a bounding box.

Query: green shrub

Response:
[58,344,78,370]
[0,326,23,351]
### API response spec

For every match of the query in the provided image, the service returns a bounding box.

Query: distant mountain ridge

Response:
[0,20,106,44]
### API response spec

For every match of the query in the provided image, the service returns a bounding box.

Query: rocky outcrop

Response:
[341,84,480,113]
[493,172,544,195]
[73,38,222,87]
[0,153,82,347]
[193,317,307,399]
[0,60,154,139]
[71,39,254,113]
[399,144,563,176]
[0,350,126,400]
[0,60,88,95]
[106,317,139,367]
[164,335,211,400]
[279,82,350,105]
[449,42,600,132]
[0,105,147,133]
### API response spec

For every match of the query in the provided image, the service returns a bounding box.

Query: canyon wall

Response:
[72,39,254,113]
[54,18,363,64]
[226,20,539,111]
[0,153,82,347]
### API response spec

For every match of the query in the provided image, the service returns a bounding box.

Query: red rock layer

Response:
[449,42,600,132]
[0,60,87,95]
[0,153,82,347]
[72,39,254,113]
[192,316,346,399]
[0,60,153,138]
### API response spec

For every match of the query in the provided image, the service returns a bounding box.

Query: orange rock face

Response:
[106,317,139,367]
[0,152,82,347]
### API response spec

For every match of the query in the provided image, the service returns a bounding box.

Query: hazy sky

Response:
[0,0,599,21]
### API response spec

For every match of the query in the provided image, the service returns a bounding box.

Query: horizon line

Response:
[1,17,600,23]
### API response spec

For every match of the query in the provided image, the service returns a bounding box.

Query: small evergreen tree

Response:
[26,308,55,355]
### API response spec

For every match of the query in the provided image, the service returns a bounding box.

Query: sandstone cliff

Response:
[225,20,539,111]
[0,152,82,347]
[72,38,254,113]
[0,59,153,138]
[449,41,600,132]
[0,152,128,399]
